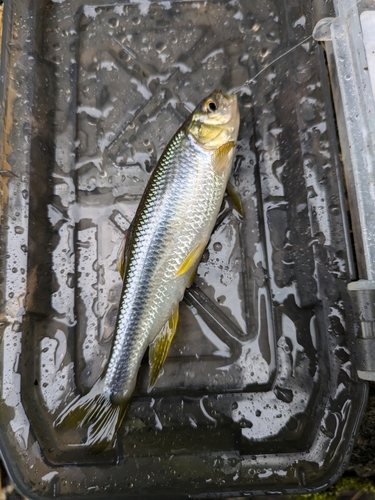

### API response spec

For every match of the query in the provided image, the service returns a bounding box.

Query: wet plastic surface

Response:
[317,0,375,382]
[0,0,367,498]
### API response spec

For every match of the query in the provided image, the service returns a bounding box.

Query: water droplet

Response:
[66,273,75,288]
[273,386,293,403]
[15,226,24,234]
[156,41,167,54]
[329,204,339,215]
[12,321,21,332]
[213,242,222,251]
[119,50,130,62]
[108,17,119,27]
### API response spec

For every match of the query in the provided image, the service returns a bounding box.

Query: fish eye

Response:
[207,100,217,112]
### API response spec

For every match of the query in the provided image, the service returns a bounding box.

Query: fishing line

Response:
[229,0,365,96]
[229,34,313,95]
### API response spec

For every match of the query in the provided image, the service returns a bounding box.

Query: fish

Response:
[55,90,240,451]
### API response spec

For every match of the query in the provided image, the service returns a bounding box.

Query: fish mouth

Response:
[227,94,239,116]
[223,93,240,138]
[220,91,239,115]
[215,90,238,109]
[222,91,237,104]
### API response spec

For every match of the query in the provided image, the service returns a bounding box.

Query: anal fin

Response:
[148,306,179,391]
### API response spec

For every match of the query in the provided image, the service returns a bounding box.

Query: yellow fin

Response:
[226,181,244,218]
[175,241,206,278]
[148,306,179,391]
[117,225,131,279]
[213,141,235,173]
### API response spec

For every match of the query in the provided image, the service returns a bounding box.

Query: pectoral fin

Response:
[117,224,132,279]
[213,141,235,174]
[148,306,179,391]
[175,240,206,278]
[226,181,244,218]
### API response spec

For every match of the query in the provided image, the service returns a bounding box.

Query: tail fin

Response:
[55,379,128,453]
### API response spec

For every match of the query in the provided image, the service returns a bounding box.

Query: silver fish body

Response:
[107,129,232,401]
[55,90,240,450]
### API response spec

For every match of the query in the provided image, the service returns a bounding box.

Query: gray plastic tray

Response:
[0,0,367,498]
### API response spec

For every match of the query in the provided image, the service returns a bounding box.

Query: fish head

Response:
[187,90,240,149]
